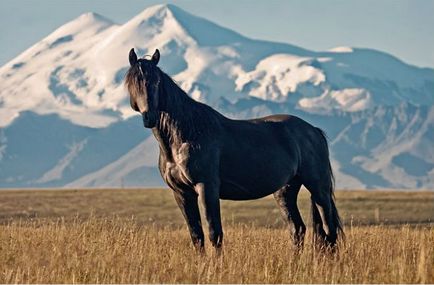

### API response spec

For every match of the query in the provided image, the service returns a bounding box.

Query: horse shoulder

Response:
[163,141,220,189]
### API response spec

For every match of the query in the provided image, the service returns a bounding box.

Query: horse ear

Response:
[129,48,138,66]
[151,49,160,65]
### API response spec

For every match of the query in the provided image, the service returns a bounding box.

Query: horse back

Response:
[220,114,330,186]
[215,114,320,198]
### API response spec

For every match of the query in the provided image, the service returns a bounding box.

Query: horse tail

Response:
[317,128,344,240]
[330,183,344,240]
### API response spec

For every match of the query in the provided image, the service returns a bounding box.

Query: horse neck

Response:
[152,72,211,159]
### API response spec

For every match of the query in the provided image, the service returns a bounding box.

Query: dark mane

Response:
[124,62,145,111]
[158,70,223,145]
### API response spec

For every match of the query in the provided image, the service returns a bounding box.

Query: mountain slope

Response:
[0,112,149,187]
[0,4,433,189]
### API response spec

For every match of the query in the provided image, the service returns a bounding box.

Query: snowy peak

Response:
[165,4,246,46]
[0,10,121,128]
[122,4,245,46]
[49,12,115,38]
[1,12,115,71]
[113,3,245,52]
[115,4,194,51]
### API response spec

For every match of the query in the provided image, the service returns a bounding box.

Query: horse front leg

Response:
[173,190,205,251]
[196,182,223,249]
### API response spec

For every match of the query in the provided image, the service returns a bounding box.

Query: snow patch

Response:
[328,46,353,53]
[65,136,159,187]
[235,54,326,102]
[36,139,87,183]
[299,88,373,112]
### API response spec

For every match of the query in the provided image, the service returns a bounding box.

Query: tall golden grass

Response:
[0,189,433,283]
[0,217,433,283]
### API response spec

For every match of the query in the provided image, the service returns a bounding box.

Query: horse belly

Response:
[219,155,293,200]
[218,122,299,200]
[219,179,282,200]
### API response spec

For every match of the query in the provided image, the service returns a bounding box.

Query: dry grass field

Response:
[0,188,433,283]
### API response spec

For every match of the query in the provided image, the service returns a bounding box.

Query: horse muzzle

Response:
[142,112,157,128]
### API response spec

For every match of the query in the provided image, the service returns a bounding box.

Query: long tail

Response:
[331,187,344,239]
[318,128,344,239]
[311,164,344,240]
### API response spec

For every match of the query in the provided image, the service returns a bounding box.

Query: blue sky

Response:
[1,0,433,68]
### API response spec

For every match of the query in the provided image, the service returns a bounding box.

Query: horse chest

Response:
[160,143,194,190]
[162,163,190,188]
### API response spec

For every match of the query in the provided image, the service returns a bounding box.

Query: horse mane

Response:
[158,70,223,145]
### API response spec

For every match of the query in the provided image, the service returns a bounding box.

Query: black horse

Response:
[125,48,343,250]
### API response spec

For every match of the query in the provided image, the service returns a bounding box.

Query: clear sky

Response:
[1,0,433,68]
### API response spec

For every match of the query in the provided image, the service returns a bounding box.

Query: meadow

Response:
[0,188,433,283]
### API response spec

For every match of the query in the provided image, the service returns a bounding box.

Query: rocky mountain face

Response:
[0,4,433,189]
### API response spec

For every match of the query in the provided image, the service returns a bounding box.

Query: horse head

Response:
[125,48,161,128]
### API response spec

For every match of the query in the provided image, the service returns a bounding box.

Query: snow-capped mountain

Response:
[0,4,433,189]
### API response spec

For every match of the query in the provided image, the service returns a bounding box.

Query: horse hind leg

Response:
[273,178,306,247]
[306,180,339,248]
